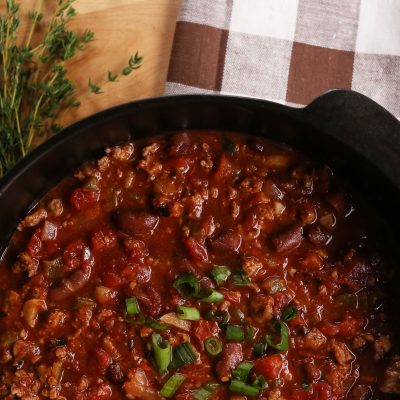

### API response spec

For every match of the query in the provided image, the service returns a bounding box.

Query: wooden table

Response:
[8,0,180,126]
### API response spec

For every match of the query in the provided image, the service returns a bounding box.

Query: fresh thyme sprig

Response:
[0,0,142,176]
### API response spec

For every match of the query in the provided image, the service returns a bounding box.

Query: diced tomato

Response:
[254,354,283,379]
[319,321,339,337]
[102,272,122,289]
[27,229,42,257]
[220,289,241,304]
[338,315,364,338]
[288,315,305,328]
[183,237,208,262]
[91,229,116,252]
[63,239,91,273]
[70,188,100,211]
[213,153,233,181]
[94,348,111,373]
[121,264,151,284]
[192,320,219,348]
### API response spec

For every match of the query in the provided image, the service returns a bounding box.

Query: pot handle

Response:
[303,89,400,185]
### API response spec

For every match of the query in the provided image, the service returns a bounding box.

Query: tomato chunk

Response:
[254,354,283,379]
[70,188,100,211]
[192,320,219,348]
[91,229,116,252]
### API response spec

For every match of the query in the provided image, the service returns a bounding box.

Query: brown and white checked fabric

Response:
[165,0,400,118]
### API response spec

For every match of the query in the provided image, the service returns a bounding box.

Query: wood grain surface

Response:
[3,0,180,126]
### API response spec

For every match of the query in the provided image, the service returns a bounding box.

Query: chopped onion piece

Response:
[159,312,191,331]
[41,221,58,241]
[23,299,47,328]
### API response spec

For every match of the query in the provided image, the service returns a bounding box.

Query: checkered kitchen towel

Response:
[165,0,400,118]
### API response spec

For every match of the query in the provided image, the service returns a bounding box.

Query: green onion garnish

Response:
[245,325,255,340]
[125,297,140,315]
[125,315,169,330]
[232,269,250,286]
[173,273,200,298]
[177,306,200,320]
[253,342,267,358]
[192,383,219,400]
[200,289,224,303]
[232,362,254,382]
[210,266,231,286]
[252,375,266,390]
[204,310,230,327]
[281,305,298,322]
[226,324,245,341]
[265,321,289,351]
[159,373,186,398]
[152,333,172,373]
[229,380,260,396]
[169,342,197,370]
[204,337,222,356]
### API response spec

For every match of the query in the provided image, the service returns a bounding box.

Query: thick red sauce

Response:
[0,131,397,399]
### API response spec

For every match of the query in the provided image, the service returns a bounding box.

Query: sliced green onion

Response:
[145,317,170,330]
[252,375,266,390]
[232,269,250,286]
[265,321,289,351]
[152,333,172,373]
[204,310,229,327]
[203,383,220,392]
[229,380,260,396]
[177,306,200,320]
[226,324,244,341]
[173,273,200,298]
[125,297,140,315]
[125,315,169,330]
[192,383,219,400]
[200,289,224,303]
[281,305,298,322]
[245,325,255,340]
[169,342,197,370]
[253,342,267,358]
[210,266,231,286]
[160,373,186,398]
[204,337,222,356]
[232,362,254,382]
[192,387,212,400]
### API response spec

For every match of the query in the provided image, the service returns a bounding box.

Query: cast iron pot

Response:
[1,89,400,397]
[0,89,400,400]
[1,89,400,255]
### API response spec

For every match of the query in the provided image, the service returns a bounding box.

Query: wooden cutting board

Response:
[6,0,180,127]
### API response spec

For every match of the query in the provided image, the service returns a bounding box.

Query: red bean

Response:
[272,226,303,253]
[50,267,91,302]
[114,211,159,239]
[209,231,242,253]
[216,343,243,382]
